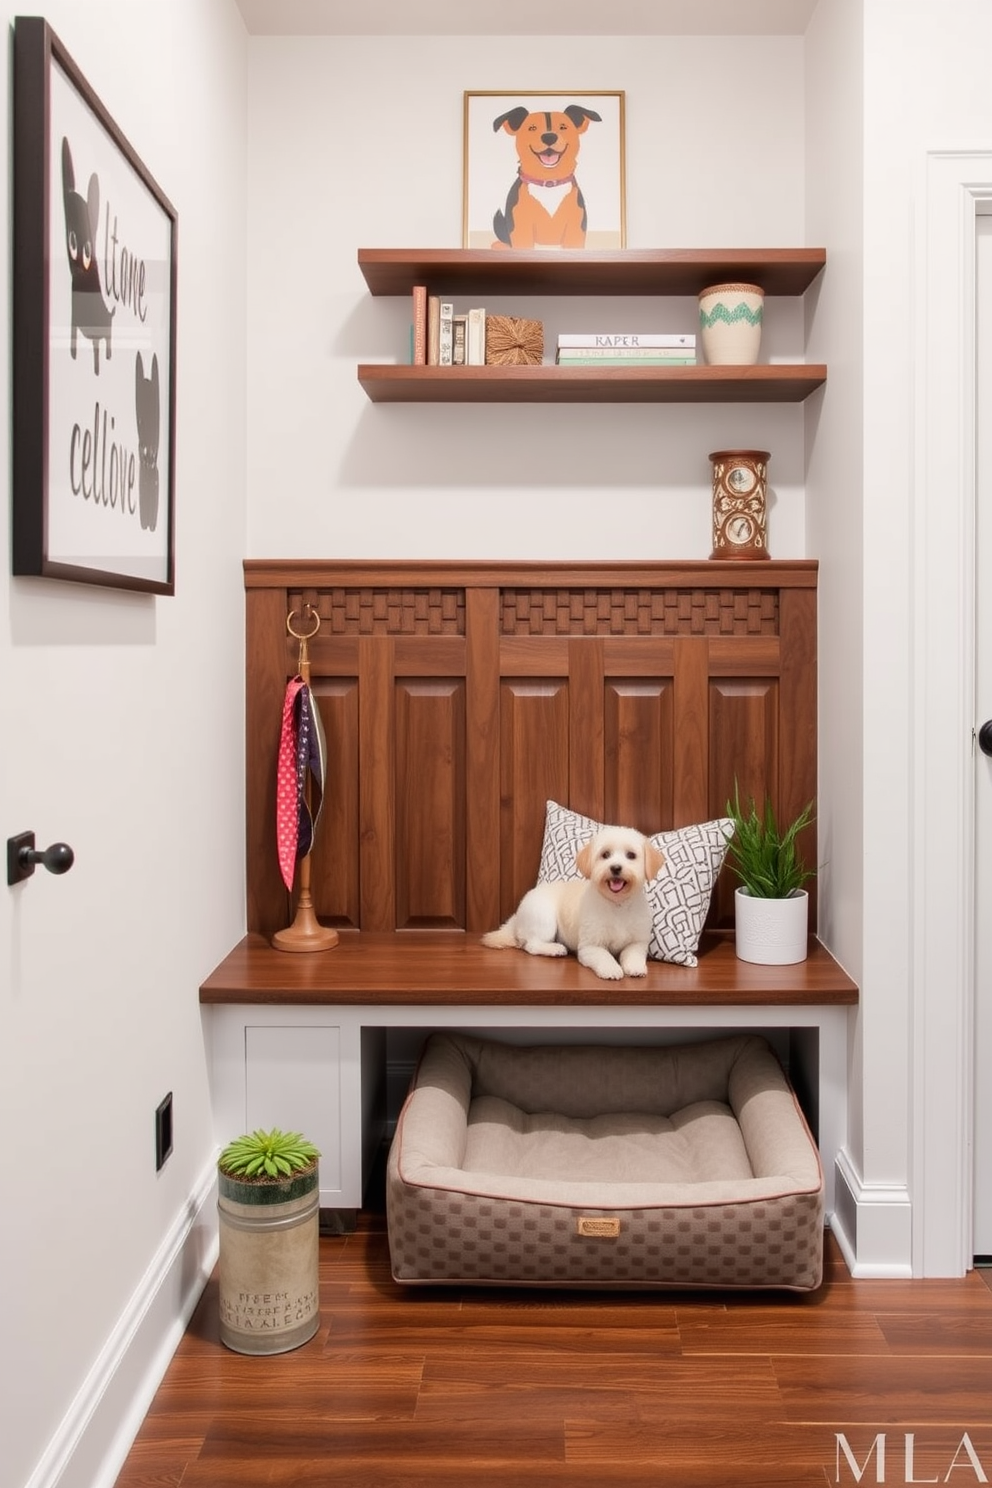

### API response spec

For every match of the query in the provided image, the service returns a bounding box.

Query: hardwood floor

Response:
[114,1178,992,1488]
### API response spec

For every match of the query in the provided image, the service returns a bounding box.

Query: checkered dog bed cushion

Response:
[386,1032,824,1291]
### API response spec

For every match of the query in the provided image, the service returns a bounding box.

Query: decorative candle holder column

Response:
[709,449,771,560]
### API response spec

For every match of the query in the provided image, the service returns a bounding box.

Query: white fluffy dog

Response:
[481,825,664,980]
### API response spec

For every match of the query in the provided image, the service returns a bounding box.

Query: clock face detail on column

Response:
[709,449,770,560]
[726,512,755,546]
[727,465,756,496]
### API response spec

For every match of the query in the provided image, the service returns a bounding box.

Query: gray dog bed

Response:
[386,1031,824,1291]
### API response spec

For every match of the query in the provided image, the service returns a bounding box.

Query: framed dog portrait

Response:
[463,91,626,251]
[12,16,178,595]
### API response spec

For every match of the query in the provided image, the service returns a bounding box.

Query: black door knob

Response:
[979,722,992,757]
[27,841,75,874]
[6,831,75,885]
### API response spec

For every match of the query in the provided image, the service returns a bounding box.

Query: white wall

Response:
[245,34,808,560]
[803,0,867,1211]
[0,4,248,1487]
[804,0,992,1276]
[856,0,992,1273]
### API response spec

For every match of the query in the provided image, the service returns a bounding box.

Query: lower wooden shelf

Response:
[357,363,827,404]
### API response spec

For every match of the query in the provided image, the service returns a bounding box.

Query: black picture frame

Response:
[12,16,178,595]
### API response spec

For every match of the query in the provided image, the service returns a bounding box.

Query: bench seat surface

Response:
[199,932,858,1007]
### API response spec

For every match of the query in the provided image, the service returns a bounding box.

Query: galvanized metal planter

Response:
[217,1162,320,1355]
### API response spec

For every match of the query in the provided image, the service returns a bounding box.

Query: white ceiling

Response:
[234,0,819,37]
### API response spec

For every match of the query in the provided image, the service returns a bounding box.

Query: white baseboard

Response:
[833,1147,914,1278]
[25,1155,220,1488]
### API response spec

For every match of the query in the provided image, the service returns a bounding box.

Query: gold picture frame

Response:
[463,90,626,251]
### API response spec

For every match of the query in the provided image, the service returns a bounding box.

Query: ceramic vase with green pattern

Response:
[698,282,764,365]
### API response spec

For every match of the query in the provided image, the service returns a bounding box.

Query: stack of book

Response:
[412,286,486,366]
[555,332,696,366]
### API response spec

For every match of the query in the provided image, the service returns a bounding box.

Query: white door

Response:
[974,210,992,1259]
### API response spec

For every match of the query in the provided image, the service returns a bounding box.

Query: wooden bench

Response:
[201,559,856,1215]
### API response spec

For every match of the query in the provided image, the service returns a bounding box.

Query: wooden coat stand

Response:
[272,605,338,953]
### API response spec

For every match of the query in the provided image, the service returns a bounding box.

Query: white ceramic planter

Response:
[698,282,764,365]
[734,886,808,965]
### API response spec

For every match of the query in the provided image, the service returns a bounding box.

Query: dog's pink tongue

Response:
[608,878,625,893]
[539,150,559,166]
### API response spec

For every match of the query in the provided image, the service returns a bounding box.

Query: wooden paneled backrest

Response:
[244,561,817,940]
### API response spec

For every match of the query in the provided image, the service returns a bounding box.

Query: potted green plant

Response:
[216,1128,321,1355]
[724,784,816,964]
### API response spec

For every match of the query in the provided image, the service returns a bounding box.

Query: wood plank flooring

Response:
[113,1180,992,1488]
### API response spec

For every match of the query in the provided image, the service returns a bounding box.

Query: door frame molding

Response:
[914,151,991,1272]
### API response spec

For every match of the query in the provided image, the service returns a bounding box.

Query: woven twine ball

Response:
[485,315,544,365]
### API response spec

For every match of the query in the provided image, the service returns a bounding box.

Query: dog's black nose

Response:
[541,132,558,146]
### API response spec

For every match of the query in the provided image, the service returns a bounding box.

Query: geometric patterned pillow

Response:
[536,800,734,968]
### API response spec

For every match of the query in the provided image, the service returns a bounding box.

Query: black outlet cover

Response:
[155,1093,174,1171]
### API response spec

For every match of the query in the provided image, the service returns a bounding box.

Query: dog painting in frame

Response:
[463,91,625,251]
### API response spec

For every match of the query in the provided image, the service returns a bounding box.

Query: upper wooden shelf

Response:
[357,247,827,299]
[357,363,827,405]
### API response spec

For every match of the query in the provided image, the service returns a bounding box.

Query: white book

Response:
[467,307,486,365]
[556,345,696,360]
[557,332,696,349]
[438,301,454,366]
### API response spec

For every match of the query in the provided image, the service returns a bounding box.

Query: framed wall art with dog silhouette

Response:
[12,16,178,595]
[463,91,626,251]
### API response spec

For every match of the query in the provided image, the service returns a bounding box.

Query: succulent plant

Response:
[218,1128,319,1180]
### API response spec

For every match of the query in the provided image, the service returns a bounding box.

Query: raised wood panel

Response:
[604,681,674,832]
[307,682,360,929]
[568,638,605,821]
[394,679,466,929]
[709,680,780,805]
[709,679,781,927]
[499,680,569,918]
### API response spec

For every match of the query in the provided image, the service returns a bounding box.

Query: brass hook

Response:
[286,604,320,642]
[286,604,320,677]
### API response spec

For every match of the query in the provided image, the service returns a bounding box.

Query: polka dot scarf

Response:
[276,677,327,891]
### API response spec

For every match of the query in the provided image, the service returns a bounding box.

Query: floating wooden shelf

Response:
[357,362,827,405]
[356,246,827,405]
[357,247,826,299]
